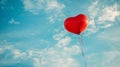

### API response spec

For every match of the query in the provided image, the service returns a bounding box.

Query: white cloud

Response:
[63,45,81,55]
[1,44,118,67]
[22,0,65,23]
[98,26,120,42]
[40,39,49,44]
[0,46,23,65]
[23,0,45,15]
[27,46,81,67]
[97,25,120,50]
[53,30,73,48]
[23,0,65,14]
[87,51,120,67]
[53,30,67,40]
[56,36,71,47]
[100,24,112,28]
[0,41,81,67]
[45,0,65,11]
[0,45,27,60]
[12,49,27,59]
[9,18,20,24]
[88,1,98,19]
[87,1,120,35]
[98,3,120,23]
[33,58,42,67]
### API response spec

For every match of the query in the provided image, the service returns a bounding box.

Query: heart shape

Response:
[64,14,88,34]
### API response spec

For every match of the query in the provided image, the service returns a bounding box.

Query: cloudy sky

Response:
[0,0,120,67]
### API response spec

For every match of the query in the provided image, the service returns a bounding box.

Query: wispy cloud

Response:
[87,50,120,67]
[0,39,81,67]
[1,42,119,67]
[23,0,44,15]
[53,30,72,47]
[86,1,120,35]
[22,0,65,23]
[97,25,120,50]
[98,3,119,22]
[9,18,20,24]
[0,45,28,66]
[30,47,80,67]
[56,36,71,48]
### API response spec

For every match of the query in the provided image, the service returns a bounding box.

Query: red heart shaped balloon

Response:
[64,14,88,34]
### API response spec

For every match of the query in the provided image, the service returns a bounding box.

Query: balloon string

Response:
[79,34,87,67]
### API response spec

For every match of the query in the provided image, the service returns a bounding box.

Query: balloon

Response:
[64,14,88,34]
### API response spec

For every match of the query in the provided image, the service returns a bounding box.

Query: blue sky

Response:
[0,0,120,67]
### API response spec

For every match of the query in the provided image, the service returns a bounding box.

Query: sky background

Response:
[0,0,120,67]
